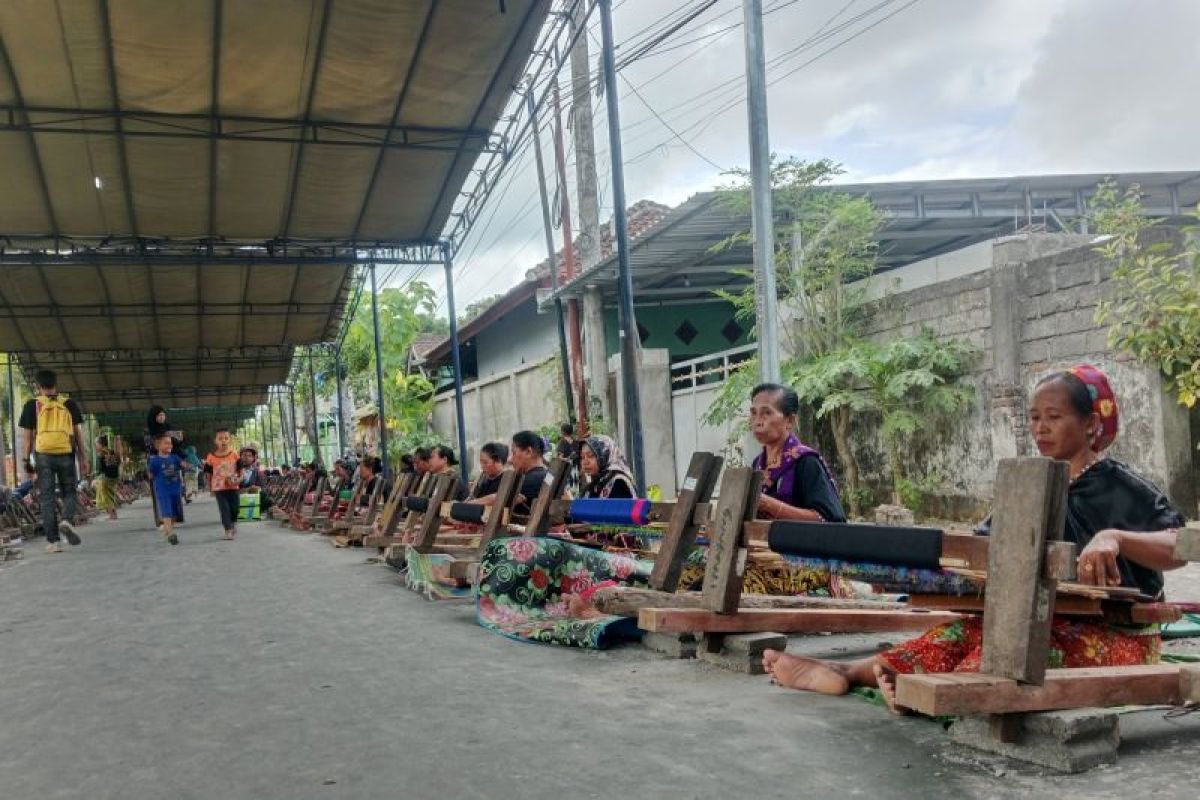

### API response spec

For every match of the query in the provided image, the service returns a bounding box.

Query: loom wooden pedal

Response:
[637,607,961,634]
[895,665,1184,716]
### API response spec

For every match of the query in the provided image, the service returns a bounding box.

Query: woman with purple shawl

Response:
[750,383,845,523]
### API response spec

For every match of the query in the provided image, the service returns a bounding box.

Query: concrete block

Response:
[1056,307,1100,335]
[1022,315,1056,341]
[1056,259,1096,289]
[641,631,697,659]
[1019,266,1054,296]
[947,709,1119,773]
[875,504,915,526]
[696,633,787,674]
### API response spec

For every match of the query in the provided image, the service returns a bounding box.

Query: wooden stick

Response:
[413,476,457,550]
[702,467,762,613]
[638,607,960,634]
[981,457,1069,685]
[651,451,722,592]
[524,458,571,536]
[895,665,1182,716]
[592,586,905,617]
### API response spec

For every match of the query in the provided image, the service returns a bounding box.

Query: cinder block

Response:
[1056,259,1096,289]
[948,709,1119,773]
[642,631,697,659]
[696,633,787,674]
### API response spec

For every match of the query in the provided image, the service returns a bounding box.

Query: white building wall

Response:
[473,296,558,378]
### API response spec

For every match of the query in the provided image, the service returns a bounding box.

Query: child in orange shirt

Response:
[204,429,241,540]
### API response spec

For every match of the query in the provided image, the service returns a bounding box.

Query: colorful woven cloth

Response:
[880,616,1160,673]
[476,537,651,649]
[404,547,473,601]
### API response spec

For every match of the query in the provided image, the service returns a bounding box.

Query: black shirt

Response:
[470,472,503,500]
[765,454,847,523]
[19,395,84,453]
[515,465,549,515]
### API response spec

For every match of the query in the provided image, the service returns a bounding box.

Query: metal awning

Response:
[94,404,259,448]
[553,171,1200,304]
[0,0,547,247]
[0,0,550,418]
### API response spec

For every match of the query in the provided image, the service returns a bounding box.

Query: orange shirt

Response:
[205,451,241,492]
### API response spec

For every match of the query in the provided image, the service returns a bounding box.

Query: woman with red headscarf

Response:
[761,365,1189,711]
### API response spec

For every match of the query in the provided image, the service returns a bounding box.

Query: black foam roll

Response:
[449,502,486,524]
[405,496,430,513]
[767,520,943,569]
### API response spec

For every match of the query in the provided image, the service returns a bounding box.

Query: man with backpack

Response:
[19,369,90,553]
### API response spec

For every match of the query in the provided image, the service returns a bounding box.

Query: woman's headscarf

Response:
[583,435,635,498]
[1069,364,1119,452]
[146,405,169,436]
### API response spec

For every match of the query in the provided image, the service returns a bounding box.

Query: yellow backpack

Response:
[35,394,75,455]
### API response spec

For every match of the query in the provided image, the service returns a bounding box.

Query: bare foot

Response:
[761,650,851,695]
[872,663,912,715]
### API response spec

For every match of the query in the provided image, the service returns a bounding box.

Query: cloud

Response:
[447,0,1200,307]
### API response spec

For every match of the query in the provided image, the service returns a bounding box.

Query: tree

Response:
[791,330,976,506]
[1092,179,1200,407]
[703,157,883,512]
[460,293,505,325]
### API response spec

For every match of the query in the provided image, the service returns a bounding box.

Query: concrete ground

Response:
[2,496,1198,800]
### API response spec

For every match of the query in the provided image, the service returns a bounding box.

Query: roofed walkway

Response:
[2,496,1198,799]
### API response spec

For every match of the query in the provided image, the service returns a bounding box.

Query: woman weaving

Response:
[750,383,846,523]
[579,435,635,499]
[762,365,1187,712]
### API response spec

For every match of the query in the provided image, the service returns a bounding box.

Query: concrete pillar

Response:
[583,286,610,422]
[988,258,1027,464]
[609,348,675,497]
[1155,371,1198,516]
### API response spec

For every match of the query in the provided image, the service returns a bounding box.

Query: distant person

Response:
[427,444,468,501]
[95,435,123,520]
[205,429,241,541]
[19,369,89,553]
[556,422,579,489]
[412,447,432,475]
[146,434,187,546]
[182,443,203,501]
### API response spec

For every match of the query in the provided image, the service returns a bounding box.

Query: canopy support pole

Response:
[288,387,299,466]
[442,243,470,483]
[370,263,388,475]
[333,344,346,458]
[307,348,321,467]
[526,88,576,429]
[277,390,291,466]
[742,0,781,383]
[265,401,275,467]
[6,356,16,477]
[598,0,646,496]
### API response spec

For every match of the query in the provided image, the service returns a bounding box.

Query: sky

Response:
[401,0,1200,310]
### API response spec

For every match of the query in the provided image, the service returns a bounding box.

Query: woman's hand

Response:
[1077,529,1123,587]
[756,494,779,518]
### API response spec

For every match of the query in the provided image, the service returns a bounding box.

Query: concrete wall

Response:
[473,296,558,379]
[671,232,1196,517]
[431,356,562,469]
[839,233,1195,517]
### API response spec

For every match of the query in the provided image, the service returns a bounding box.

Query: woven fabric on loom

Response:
[404,547,473,601]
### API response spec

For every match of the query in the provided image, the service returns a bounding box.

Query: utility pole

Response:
[598,0,646,495]
[288,386,299,465]
[527,87,577,428]
[551,73,588,431]
[743,0,781,382]
[442,243,470,483]
[570,1,610,423]
[370,263,388,474]
[277,389,291,466]
[332,344,346,457]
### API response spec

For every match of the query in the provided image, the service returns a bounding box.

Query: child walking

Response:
[95,435,122,520]
[146,434,187,545]
[204,429,241,540]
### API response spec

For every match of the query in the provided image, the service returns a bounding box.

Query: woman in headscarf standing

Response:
[762,365,1188,712]
[578,435,636,499]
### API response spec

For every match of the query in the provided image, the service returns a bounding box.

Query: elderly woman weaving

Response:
[750,383,846,523]
[762,365,1188,712]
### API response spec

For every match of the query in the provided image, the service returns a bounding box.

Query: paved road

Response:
[2,496,1198,799]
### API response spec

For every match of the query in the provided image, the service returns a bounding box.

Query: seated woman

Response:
[472,431,549,516]
[762,365,1187,712]
[356,457,382,507]
[468,442,509,501]
[578,435,635,499]
[750,383,845,523]
[427,444,469,501]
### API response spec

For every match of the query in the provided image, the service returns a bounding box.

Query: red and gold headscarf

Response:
[1069,364,1118,451]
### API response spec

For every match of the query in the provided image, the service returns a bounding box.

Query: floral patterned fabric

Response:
[476,536,652,649]
[879,616,1160,674]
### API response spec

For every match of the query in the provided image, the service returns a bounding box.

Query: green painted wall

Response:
[604,300,750,362]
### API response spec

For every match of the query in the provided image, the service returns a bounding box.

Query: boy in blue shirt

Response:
[147,434,188,545]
